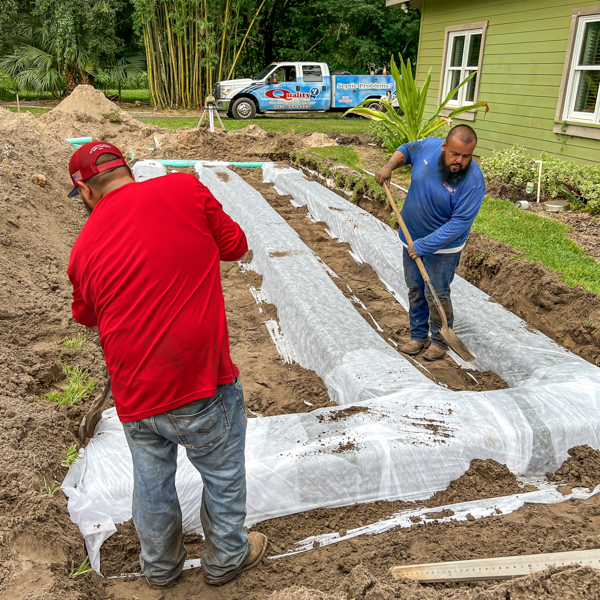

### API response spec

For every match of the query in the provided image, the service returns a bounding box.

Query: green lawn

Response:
[138,115,371,135]
[5,106,51,114]
[311,146,361,169]
[473,198,600,295]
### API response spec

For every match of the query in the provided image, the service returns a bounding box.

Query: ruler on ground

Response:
[391,548,600,583]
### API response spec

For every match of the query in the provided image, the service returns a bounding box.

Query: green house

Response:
[388,0,600,164]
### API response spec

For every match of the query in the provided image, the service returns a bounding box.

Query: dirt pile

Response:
[304,132,338,148]
[549,445,600,489]
[426,459,520,507]
[44,84,133,122]
[458,231,600,366]
[0,107,107,598]
[268,564,600,600]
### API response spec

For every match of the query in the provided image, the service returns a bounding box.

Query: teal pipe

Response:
[66,137,93,147]
[156,160,266,168]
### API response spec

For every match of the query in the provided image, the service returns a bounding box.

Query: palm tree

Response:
[0,16,96,97]
[104,50,147,102]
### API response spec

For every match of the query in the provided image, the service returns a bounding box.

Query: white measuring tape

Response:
[391,548,600,583]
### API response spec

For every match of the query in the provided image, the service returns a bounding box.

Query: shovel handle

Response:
[383,182,449,330]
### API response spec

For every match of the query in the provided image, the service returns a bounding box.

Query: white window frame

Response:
[563,14,600,123]
[443,30,483,107]
[438,22,488,121]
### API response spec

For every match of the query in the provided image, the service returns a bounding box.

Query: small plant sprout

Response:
[38,477,61,496]
[61,444,81,469]
[587,317,595,329]
[42,363,98,408]
[62,333,87,349]
[69,557,93,579]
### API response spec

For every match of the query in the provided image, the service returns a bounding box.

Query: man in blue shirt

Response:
[375,125,485,361]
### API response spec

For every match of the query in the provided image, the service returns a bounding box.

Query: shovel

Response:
[79,377,112,443]
[383,182,476,362]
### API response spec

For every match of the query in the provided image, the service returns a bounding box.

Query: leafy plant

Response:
[61,444,81,469]
[42,363,98,408]
[345,54,488,147]
[69,557,93,579]
[481,145,600,213]
[101,111,122,123]
[38,477,61,496]
[62,333,87,349]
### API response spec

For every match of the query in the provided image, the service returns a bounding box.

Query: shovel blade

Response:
[441,325,476,362]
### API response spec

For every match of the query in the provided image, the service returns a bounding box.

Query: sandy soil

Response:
[3,86,600,600]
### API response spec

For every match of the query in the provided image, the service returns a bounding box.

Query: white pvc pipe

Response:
[534,160,543,203]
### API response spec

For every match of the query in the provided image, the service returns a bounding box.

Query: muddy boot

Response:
[399,340,430,355]
[204,532,268,586]
[422,344,446,361]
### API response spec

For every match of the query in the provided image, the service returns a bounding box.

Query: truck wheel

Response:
[232,98,256,120]
[365,101,383,111]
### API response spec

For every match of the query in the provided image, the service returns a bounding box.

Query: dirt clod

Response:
[426,459,521,507]
[551,445,600,489]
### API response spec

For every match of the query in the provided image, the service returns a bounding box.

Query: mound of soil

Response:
[44,84,133,123]
[304,132,337,148]
[458,231,600,366]
[426,459,521,507]
[549,445,600,489]
[268,564,600,600]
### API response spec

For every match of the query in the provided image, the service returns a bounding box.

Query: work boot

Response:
[398,339,430,355]
[204,532,268,586]
[422,344,446,361]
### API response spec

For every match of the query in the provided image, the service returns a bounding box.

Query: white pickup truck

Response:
[212,61,396,119]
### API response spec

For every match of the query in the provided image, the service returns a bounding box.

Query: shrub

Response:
[480,145,600,213]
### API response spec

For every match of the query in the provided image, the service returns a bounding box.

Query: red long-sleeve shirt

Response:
[67,173,248,422]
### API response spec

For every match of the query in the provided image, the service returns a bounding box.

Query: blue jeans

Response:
[403,248,462,350]
[122,378,249,586]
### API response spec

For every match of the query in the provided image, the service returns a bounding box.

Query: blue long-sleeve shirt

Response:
[397,138,485,256]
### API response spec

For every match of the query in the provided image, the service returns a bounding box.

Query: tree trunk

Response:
[65,68,77,94]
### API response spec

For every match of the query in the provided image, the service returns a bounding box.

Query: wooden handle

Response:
[383,182,449,331]
[383,182,430,284]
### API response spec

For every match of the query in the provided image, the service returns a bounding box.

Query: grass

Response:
[311,146,361,170]
[62,333,87,349]
[61,444,81,469]
[38,477,61,496]
[473,198,600,295]
[101,89,150,102]
[138,115,371,135]
[5,106,51,114]
[69,557,93,579]
[42,363,98,407]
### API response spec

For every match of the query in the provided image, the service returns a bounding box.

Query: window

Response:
[438,22,488,120]
[563,16,600,123]
[272,66,296,83]
[444,31,482,105]
[302,65,323,82]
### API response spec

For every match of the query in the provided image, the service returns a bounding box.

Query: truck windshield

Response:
[253,64,276,80]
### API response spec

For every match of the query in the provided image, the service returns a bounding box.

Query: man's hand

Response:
[374,151,407,187]
[407,242,419,260]
[375,166,392,186]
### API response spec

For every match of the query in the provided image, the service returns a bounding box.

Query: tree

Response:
[245,0,421,77]
[132,0,266,109]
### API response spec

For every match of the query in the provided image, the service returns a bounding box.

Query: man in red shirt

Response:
[66,142,267,588]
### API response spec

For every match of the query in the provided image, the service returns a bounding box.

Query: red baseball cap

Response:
[68,142,128,198]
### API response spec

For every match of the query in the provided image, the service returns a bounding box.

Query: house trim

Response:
[555,6,600,128]
[437,21,489,119]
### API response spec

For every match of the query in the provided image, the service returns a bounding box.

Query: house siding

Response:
[416,0,600,163]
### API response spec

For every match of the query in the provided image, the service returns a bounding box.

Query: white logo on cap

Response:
[90,143,112,153]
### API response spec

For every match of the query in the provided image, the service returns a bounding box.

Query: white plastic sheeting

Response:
[131,160,167,182]
[63,164,600,574]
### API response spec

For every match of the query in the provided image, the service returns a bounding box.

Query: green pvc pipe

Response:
[156,160,266,168]
[66,137,93,147]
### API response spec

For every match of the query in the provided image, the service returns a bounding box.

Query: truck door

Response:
[257,64,300,111]
[300,64,330,110]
